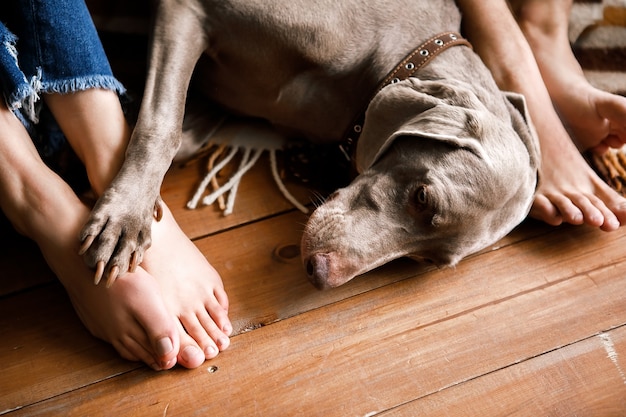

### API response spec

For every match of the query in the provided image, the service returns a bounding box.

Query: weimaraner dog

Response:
[80,0,539,289]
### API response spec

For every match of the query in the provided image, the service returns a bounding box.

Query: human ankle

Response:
[45,91,131,196]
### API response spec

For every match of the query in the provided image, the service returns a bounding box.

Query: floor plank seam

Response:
[379,322,626,416]
[187,205,306,243]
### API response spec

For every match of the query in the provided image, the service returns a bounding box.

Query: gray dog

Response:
[79,0,539,289]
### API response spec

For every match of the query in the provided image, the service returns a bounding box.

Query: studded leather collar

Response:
[338,31,472,161]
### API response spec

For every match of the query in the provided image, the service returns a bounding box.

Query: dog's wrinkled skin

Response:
[79,0,539,288]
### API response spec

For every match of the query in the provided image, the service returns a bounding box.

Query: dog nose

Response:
[305,253,331,290]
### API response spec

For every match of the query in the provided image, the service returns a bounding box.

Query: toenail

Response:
[156,337,174,356]
[223,323,233,335]
[217,337,229,350]
[162,358,177,369]
[205,345,218,357]
[182,345,203,363]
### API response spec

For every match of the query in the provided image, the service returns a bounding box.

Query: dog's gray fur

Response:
[80,0,539,289]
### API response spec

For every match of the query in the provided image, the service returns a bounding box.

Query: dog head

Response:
[301,78,539,289]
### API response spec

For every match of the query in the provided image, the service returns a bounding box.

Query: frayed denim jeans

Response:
[0,0,125,156]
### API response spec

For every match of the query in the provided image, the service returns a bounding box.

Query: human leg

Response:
[45,88,232,368]
[2,0,232,368]
[511,0,626,154]
[0,99,180,371]
[456,0,626,230]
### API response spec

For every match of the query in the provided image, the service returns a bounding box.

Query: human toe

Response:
[113,335,169,371]
[598,201,622,231]
[530,194,564,226]
[611,200,626,226]
[179,345,206,369]
[129,293,180,368]
[601,214,621,232]
[575,186,625,231]
[183,311,230,357]
[567,194,605,227]
[153,336,178,370]
[207,299,233,337]
[136,325,179,370]
[176,329,207,369]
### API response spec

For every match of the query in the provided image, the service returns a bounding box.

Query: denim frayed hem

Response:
[13,73,129,159]
[20,73,128,123]
[7,72,127,126]
[41,74,127,97]
[1,31,36,116]
[6,83,34,112]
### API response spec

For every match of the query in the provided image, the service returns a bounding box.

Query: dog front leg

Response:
[79,1,209,286]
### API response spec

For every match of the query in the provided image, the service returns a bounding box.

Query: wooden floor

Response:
[2,144,626,416]
[2,1,626,413]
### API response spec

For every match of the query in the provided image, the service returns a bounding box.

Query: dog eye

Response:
[414,185,428,207]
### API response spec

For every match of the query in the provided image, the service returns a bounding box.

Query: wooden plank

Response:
[384,326,626,416]
[203,215,626,335]
[0,212,622,411]
[7,223,626,416]
[0,283,135,414]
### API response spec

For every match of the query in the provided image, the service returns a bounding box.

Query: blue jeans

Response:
[0,0,126,156]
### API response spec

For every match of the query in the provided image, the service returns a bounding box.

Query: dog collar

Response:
[338,31,472,161]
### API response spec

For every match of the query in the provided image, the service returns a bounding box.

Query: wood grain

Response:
[3,218,625,415]
[9,226,626,416]
[2,1,625,411]
[384,326,626,416]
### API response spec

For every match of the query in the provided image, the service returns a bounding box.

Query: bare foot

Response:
[142,203,232,369]
[40,206,181,371]
[46,89,233,369]
[488,0,626,229]
[529,122,626,231]
[547,73,626,154]
[0,105,181,370]
[514,0,626,153]
[38,199,181,371]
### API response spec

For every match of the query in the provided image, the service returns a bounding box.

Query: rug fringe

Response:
[185,118,309,215]
[590,146,626,196]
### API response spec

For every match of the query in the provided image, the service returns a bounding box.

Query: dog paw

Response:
[79,194,164,287]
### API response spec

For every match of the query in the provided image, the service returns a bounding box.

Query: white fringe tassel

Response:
[186,120,309,215]
[270,149,309,214]
[186,146,239,210]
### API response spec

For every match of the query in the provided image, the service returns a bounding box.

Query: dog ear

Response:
[355,79,488,172]
[503,91,541,175]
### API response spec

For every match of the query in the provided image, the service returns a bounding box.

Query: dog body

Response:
[80,0,539,289]
[190,0,461,142]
